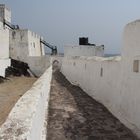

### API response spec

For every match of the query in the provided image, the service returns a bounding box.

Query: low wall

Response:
[26,56,51,77]
[61,56,140,137]
[0,59,11,77]
[0,66,52,140]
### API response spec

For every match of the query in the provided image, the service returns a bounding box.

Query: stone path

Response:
[47,70,139,140]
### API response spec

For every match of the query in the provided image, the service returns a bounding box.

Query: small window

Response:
[133,60,139,72]
[100,67,103,77]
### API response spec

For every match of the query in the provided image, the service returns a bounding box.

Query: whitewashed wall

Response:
[9,29,50,77]
[27,56,51,77]
[10,29,45,61]
[64,45,104,57]
[0,66,52,140]
[28,31,45,56]
[0,4,11,23]
[9,29,29,61]
[0,28,9,59]
[0,27,10,77]
[61,20,140,137]
[61,56,140,136]
[0,59,11,77]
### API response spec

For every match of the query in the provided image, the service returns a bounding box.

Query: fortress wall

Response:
[61,57,124,125]
[0,4,11,23]
[0,59,11,77]
[64,45,104,57]
[61,20,140,137]
[28,31,45,56]
[9,29,29,61]
[61,56,140,136]
[0,28,10,77]
[0,66,52,140]
[9,29,48,77]
[27,56,51,77]
[9,30,45,62]
[0,28,9,59]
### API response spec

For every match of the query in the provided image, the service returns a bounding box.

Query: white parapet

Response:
[10,29,45,62]
[0,66,52,140]
[64,45,104,57]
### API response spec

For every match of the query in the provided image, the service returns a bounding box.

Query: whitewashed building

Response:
[64,45,104,57]
[0,4,11,77]
[10,29,45,62]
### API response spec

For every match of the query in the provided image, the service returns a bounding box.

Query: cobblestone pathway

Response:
[47,70,139,140]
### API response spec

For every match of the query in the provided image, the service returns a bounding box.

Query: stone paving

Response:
[47,70,139,140]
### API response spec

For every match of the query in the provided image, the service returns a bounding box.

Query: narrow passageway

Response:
[47,70,139,140]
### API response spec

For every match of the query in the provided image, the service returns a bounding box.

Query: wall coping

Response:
[0,66,52,140]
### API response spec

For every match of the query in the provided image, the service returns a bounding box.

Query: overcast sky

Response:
[1,0,140,54]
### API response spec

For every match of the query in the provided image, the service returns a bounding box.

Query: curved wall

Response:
[0,66,52,140]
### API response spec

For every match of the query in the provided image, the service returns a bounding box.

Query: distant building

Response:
[10,29,45,62]
[64,38,104,57]
[64,45,104,57]
[0,4,47,77]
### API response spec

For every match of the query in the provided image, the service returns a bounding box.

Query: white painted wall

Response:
[27,56,51,77]
[61,20,140,137]
[28,31,45,56]
[0,59,11,77]
[0,28,9,59]
[10,29,29,61]
[0,4,11,23]
[64,45,104,57]
[0,5,11,77]
[0,66,52,140]
[10,29,45,62]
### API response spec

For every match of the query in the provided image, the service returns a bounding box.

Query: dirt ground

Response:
[0,76,37,126]
[47,70,139,140]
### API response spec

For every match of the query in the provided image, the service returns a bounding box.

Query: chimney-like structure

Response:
[79,37,89,45]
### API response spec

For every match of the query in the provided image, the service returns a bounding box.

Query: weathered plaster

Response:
[64,45,104,57]
[0,66,52,140]
[61,20,140,137]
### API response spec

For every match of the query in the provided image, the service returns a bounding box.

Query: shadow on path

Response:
[47,70,139,140]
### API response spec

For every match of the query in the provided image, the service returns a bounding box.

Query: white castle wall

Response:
[0,66,52,140]
[64,45,104,57]
[9,30,47,77]
[0,4,11,23]
[28,31,45,56]
[0,21,11,77]
[27,56,51,77]
[10,29,45,61]
[61,20,140,137]
[0,59,11,77]
[0,28,9,59]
